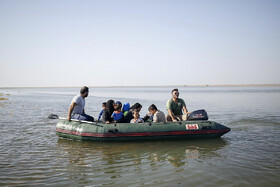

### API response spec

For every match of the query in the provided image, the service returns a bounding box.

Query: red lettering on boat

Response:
[186,124,199,130]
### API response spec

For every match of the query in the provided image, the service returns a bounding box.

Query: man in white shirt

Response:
[67,86,94,122]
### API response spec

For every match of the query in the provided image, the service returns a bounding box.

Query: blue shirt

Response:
[112,111,124,121]
[98,110,105,121]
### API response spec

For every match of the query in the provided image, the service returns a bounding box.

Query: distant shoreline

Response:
[1,84,280,89]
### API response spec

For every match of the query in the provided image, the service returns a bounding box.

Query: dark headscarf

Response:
[106,100,115,116]
[123,103,143,123]
[130,103,142,111]
[102,100,115,123]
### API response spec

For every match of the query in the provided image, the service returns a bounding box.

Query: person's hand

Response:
[67,116,71,121]
[172,118,178,122]
[106,121,110,124]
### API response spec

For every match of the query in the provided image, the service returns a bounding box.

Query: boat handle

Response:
[108,129,119,133]
[202,126,212,130]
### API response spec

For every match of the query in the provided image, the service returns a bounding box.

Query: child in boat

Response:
[112,101,124,123]
[148,104,166,123]
[98,102,106,121]
[130,109,144,123]
[122,102,130,116]
[124,103,142,123]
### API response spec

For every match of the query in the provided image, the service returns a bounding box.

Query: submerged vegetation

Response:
[0,93,9,101]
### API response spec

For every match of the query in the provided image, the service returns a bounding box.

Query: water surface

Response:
[0,86,279,186]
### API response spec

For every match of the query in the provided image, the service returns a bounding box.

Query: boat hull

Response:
[55,119,230,141]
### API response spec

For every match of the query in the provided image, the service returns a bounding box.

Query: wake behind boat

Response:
[55,118,230,141]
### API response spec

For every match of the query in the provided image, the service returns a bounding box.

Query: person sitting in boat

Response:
[166,88,190,122]
[124,103,142,123]
[130,109,144,123]
[98,102,106,122]
[122,102,130,116]
[102,100,115,124]
[148,104,166,123]
[124,103,150,123]
[67,86,94,122]
[112,101,124,123]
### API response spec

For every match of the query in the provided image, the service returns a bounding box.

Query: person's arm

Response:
[166,99,177,122]
[182,106,190,115]
[98,110,103,121]
[180,99,189,115]
[67,102,77,121]
[153,112,158,123]
[168,109,178,122]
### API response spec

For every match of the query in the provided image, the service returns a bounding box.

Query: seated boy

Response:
[98,102,106,122]
[112,101,124,123]
[148,104,166,123]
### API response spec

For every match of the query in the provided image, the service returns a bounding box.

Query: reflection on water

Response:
[54,138,231,186]
[57,138,229,170]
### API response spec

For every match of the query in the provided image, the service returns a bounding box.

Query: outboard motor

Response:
[187,109,208,120]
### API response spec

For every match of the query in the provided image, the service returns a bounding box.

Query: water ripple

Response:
[1,87,280,186]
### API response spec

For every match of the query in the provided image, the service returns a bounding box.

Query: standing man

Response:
[67,86,94,122]
[166,88,190,121]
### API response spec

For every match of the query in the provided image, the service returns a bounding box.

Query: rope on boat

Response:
[59,117,104,127]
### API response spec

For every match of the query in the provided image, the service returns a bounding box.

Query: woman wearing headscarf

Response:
[102,100,115,124]
[124,103,143,123]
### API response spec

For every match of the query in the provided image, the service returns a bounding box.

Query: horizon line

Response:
[1,83,280,89]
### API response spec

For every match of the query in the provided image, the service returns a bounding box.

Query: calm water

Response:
[0,86,280,186]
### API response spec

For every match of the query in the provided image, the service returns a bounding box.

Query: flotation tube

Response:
[56,118,230,141]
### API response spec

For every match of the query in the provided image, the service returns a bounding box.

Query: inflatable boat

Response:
[55,118,230,141]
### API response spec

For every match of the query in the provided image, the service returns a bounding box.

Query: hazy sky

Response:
[0,0,279,87]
